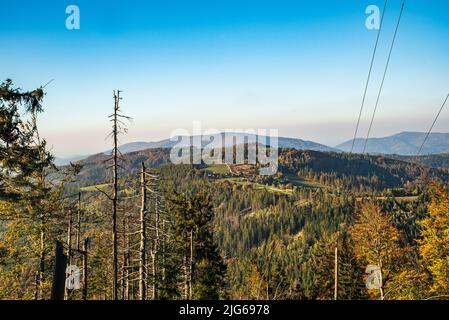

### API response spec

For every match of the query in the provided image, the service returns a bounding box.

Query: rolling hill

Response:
[337,132,449,155]
[114,133,337,154]
[57,133,337,165]
[69,147,448,191]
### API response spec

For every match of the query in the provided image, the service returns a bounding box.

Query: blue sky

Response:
[1,0,448,157]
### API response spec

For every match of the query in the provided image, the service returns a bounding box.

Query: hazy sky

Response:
[1,0,448,157]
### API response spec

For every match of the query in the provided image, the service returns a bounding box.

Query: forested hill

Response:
[337,132,449,155]
[387,153,449,170]
[278,149,448,190]
[69,147,448,191]
[73,148,172,185]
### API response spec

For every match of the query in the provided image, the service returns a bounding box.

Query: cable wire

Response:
[417,93,449,155]
[363,1,406,154]
[350,0,388,153]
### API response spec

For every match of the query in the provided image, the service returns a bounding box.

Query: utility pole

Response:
[139,162,147,300]
[334,242,338,301]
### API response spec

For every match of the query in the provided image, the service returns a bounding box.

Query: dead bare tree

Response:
[76,192,81,251]
[64,208,73,300]
[95,90,131,300]
[122,215,130,300]
[139,162,147,300]
[145,170,164,300]
[111,91,120,300]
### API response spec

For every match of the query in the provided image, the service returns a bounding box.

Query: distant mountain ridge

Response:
[337,132,449,155]
[110,132,337,155]
[57,133,335,165]
[54,154,88,166]
[56,131,449,166]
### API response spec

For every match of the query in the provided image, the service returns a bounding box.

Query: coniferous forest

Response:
[2,79,449,301]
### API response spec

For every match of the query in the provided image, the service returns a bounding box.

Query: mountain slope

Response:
[278,149,448,191]
[54,154,88,166]
[337,132,449,155]
[388,153,449,169]
[115,133,336,154]
[73,148,172,185]
[56,134,335,166]
[70,147,448,192]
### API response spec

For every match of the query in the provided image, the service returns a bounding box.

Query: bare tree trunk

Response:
[182,226,193,300]
[183,224,189,300]
[131,279,135,300]
[151,253,156,299]
[152,194,159,300]
[146,253,151,299]
[32,112,48,301]
[189,228,193,299]
[265,242,276,300]
[38,222,45,299]
[82,239,88,301]
[161,219,166,284]
[112,90,120,300]
[379,259,384,300]
[122,216,129,300]
[334,245,338,300]
[123,215,132,300]
[65,209,73,300]
[66,209,73,266]
[34,271,39,300]
[76,192,81,251]
[184,249,189,300]
[139,162,147,300]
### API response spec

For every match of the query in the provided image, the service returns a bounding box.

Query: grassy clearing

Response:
[356,196,419,203]
[244,208,277,219]
[80,183,111,192]
[81,183,136,197]
[203,164,230,175]
[221,178,293,196]
[283,172,324,189]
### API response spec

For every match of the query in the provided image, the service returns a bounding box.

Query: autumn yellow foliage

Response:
[419,184,449,296]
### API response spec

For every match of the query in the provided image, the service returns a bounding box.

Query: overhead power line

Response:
[350,0,388,153]
[417,93,449,155]
[363,1,406,154]
[41,79,55,89]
